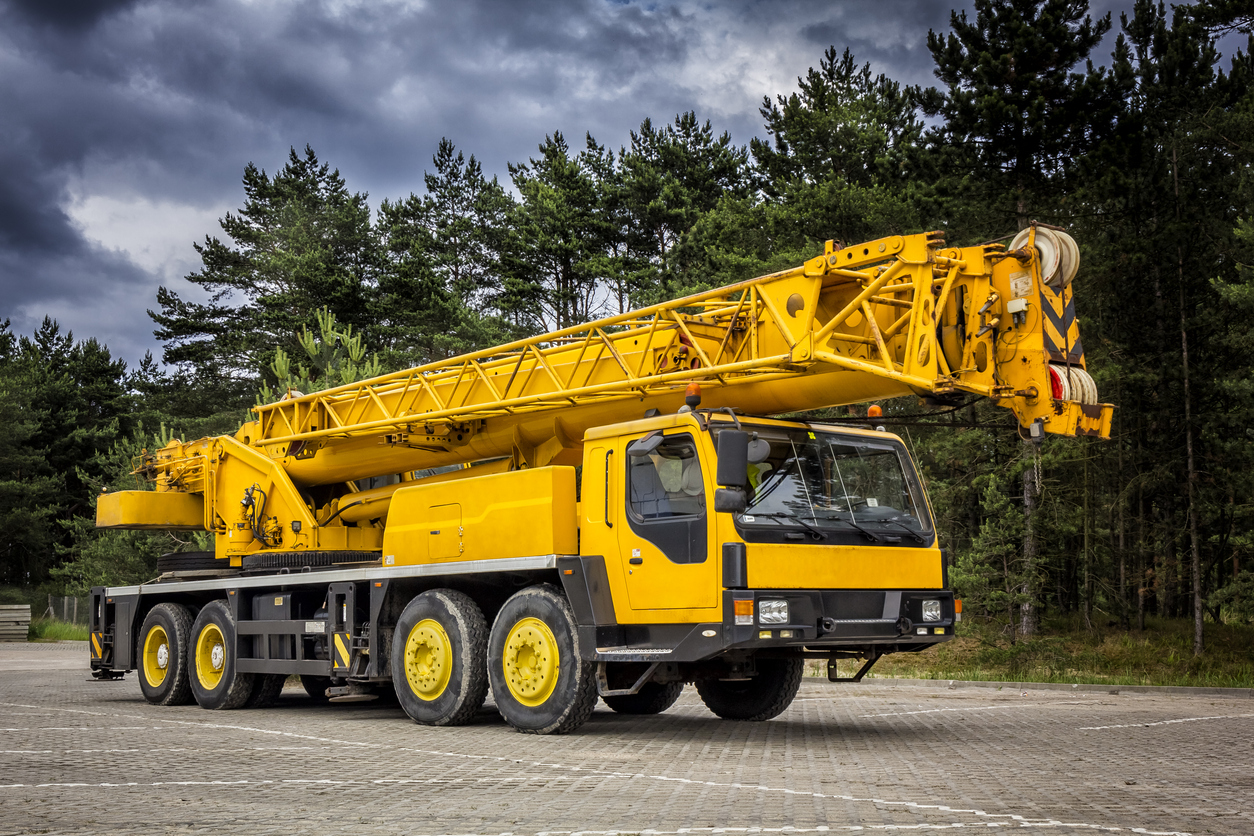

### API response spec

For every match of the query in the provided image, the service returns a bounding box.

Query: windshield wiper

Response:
[744,511,828,540]
[873,519,927,544]
[812,515,884,543]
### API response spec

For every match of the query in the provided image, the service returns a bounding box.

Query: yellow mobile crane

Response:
[90,225,1109,733]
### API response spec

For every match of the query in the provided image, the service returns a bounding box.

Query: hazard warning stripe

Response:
[1041,289,1083,363]
[333,632,351,670]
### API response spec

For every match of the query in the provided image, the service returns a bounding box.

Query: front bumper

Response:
[584,588,956,663]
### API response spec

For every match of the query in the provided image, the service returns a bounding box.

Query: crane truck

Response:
[89,225,1110,734]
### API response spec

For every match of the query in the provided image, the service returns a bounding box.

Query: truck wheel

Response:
[244,674,286,708]
[137,603,194,706]
[392,589,489,726]
[696,658,803,721]
[189,600,255,710]
[301,675,332,702]
[603,681,684,715]
[487,584,596,735]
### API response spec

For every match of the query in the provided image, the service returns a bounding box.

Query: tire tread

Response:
[696,658,803,721]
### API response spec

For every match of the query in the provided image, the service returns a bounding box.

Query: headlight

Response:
[758,599,789,624]
[922,599,941,622]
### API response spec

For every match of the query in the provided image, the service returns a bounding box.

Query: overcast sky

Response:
[0,0,1223,369]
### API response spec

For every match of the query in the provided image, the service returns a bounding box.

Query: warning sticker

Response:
[1010,270,1033,299]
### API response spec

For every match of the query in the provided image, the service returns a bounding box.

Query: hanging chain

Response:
[1034,441,1043,499]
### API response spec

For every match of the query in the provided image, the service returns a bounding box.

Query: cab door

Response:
[617,432,716,611]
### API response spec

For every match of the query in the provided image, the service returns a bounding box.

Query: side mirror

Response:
[714,487,747,514]
[716,430,749,488]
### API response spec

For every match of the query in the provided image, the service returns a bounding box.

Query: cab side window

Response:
[625,433,707,564]
[628,436,704,519]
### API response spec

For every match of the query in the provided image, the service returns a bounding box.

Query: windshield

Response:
[722,425,933,545]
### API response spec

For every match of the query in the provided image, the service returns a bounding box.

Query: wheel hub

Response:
[142,624,171,687]
[404,619,452,700]
[195,622,227,690]
[502,617,559,707]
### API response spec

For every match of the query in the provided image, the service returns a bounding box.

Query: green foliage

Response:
[1210,571,1254,622]
[506,132,609,330]
[753,46,923,191]
[619,111,751,302]
[376,138,518,364]
[49,422,195,594]
[28,617,90,642]
[953,469,1027,626]
[151,145,378,384]
[871,614,1254,687]
[257,307,382,403]
[919,0,1114,232]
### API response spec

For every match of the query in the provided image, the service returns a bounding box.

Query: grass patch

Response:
[810,614,1254,688]
[28,618,90,642]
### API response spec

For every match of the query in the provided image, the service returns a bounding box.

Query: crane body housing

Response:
[89,228,1111,731]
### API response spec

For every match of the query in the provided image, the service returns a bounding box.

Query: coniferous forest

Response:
[3,0,1253,657]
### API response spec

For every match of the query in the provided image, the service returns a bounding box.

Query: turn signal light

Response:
[733,598,753,625]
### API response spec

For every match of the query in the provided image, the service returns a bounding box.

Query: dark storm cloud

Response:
[7,0,139,30]
[0,0,1153,366]
[798,0,958,87]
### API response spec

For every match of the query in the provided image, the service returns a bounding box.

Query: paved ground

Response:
[0,642,1250,836]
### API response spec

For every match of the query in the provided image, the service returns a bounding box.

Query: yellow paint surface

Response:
[747,543,944,590]
[96,491,204,530]
[384,466,578,565]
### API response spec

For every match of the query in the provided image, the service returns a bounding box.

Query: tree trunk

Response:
[1171,142,1204,656]
[1021,439,1041,636]
[1083,444,1093,631]
[1117,417,1128,628]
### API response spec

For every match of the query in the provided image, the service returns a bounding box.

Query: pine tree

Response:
[753,47,923,191]
[919,0,1113,232]
[377,139,517,363]
[619,112,750,302]
[506,132,608,330]
[151,145,378,385]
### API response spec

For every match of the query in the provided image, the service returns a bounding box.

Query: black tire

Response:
[137,603,195,706]
[301,675,332,702]
[391,589,489,726]
[188,600,255,710]
[487,584,596,735]
[603,680,684,715]
[696,658,803,721]
[244,674,286,708]
[156,552,220,574]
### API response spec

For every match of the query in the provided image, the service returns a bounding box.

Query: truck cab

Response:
[570,409,955,683]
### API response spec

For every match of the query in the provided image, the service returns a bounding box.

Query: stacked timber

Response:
[0,605,30,642]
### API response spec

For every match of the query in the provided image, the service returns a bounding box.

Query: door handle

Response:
[629,557,642,565]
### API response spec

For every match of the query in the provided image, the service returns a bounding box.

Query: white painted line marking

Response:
[859,703,1069,718]
[0,726,160,732]
[1079,713,1254,730]
[0,701,1191,836]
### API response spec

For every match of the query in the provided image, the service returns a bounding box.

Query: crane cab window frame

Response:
[713,424,935,548]
[624,432,708,564]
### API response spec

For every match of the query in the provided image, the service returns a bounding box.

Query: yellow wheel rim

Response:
[502,617,559,707]
[194,622,226,691]
[403,619,453,700]
[142,624,170,688]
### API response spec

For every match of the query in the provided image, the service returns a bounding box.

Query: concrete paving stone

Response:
[0,642,1249,835]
